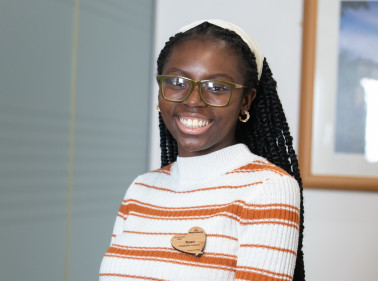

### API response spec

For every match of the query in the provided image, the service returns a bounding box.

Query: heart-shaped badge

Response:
[171,226,206,256]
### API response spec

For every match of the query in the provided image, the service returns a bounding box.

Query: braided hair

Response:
[156,22,305,281]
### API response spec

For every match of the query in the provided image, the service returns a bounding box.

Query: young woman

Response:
[100,19,305,281]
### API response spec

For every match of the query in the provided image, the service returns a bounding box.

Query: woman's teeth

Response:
[179,117,210,129]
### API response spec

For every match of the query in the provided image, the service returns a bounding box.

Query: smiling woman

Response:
[99,20,305,281]
[158,38,255,157]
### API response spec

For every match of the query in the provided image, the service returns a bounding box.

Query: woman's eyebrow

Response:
[206,73,235,82]
[164,68,235,82]
[164,68,188,77]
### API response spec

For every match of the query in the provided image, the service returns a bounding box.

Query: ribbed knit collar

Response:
[173,144,256,185]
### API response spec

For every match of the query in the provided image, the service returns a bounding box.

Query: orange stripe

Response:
[117,202,299,226]
[112,244,237,259]
[122,230,238,241]
[236,271,290,281]
[117,213,127,220]
[151,170,170,175]
[121,199,299,213]
[108,245,237,262]
[99,273,167,281]
[236,266,292,280]
[229,168,287,177]
[128,212,299,230]
[118,204,129,217]
[134,180,265,194]
[227,162,289,177]
[105,246,237,269]
[240,244,297,256]
[150,164,173,175]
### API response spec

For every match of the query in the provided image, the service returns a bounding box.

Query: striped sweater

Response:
[99,144,300,281]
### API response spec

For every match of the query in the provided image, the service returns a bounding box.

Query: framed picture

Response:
[298,0,378,191]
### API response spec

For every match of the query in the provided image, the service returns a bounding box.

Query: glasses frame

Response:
[157,75,248,107]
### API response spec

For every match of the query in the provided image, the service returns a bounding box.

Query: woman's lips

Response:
[176,116,213,135]
[179,116,210,129]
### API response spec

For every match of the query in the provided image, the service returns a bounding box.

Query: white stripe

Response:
[117,212,127,219]
[100,255,235,280]
[105,253,236,271]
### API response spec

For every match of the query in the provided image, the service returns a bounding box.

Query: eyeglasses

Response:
[157,75,248,107]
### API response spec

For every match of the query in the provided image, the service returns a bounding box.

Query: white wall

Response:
[151,1,378,281]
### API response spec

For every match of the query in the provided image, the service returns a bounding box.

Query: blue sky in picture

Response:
[339,2,378,63]
[335,2,378,154]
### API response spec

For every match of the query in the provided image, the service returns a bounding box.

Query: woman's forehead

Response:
[167,37,241,66]
[163,38,244,80]
[174,34,232,52]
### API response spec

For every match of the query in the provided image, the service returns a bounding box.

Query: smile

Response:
[178,117,211,129]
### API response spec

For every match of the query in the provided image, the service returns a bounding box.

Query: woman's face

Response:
[159,38,255,157]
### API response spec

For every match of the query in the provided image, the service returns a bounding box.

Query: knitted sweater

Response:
[99,144,300,281]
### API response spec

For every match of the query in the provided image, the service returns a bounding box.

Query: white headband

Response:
[179,19,264,80]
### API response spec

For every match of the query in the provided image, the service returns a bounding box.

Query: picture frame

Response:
[298,0,378,191]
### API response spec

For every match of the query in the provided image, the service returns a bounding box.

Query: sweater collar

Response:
[173,144,254,184]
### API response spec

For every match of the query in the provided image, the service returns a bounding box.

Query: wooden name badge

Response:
[171,227,206,256]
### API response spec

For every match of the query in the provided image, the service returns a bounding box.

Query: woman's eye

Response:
[210,86,226,91]
[167,78,186,88]
[206,82,229,93]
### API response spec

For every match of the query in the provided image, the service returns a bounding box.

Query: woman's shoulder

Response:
[228,151,293,180]
[135,162,175,181]
[227,154,300,204]
[126,162,176,188]
[148,163,175,176]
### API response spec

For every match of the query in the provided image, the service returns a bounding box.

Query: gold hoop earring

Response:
[239,110,250,123]
[156,103,160,112]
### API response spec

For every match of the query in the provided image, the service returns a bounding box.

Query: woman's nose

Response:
[183,84,206,106]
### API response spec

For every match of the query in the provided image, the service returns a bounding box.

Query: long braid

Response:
[159,113,170,167]
[156,22,305,281]
[244,59,306,280]
[159,112,178,166]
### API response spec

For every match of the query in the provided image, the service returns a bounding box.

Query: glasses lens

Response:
[201,81,232,106]
[161,76,191,101]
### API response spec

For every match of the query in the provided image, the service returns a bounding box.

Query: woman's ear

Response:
[240,88,256,113]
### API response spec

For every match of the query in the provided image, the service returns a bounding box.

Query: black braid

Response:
[159,113,177,166]
[244,59,306,281]
[156,22,305,281]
